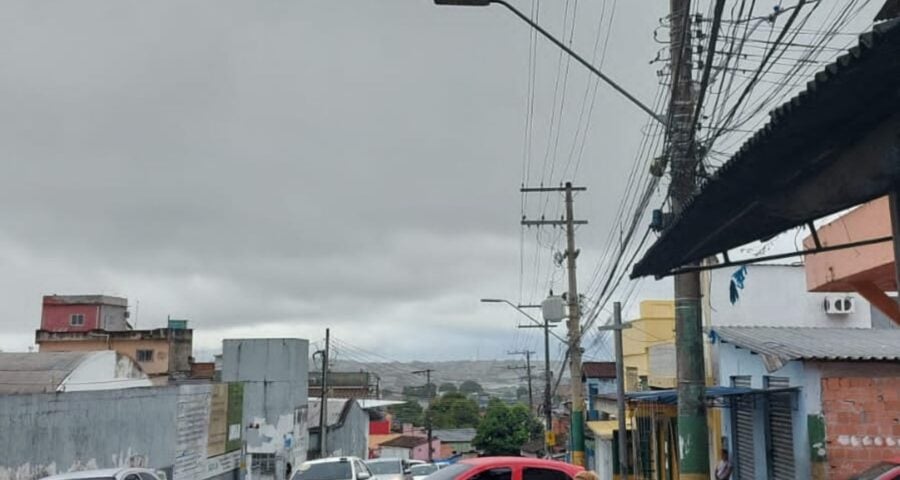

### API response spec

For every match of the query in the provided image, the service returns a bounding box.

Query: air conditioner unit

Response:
[824,296,855,315]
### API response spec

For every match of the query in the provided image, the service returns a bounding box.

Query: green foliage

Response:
[439,382,458,394]
[427,392,480,429]
[459,380,484,395]
[389,399,424,427]
[473,398,544,455]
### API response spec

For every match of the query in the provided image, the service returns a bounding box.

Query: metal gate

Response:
[766,377,795,480]
[731,376,755,480]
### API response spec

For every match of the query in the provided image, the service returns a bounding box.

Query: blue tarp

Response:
[625,386,757,405]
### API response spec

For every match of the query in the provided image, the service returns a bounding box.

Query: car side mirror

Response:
[404,470,411,475]
[358,472,371,480]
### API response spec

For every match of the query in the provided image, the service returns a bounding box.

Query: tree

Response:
[459,380,484,395]
[473,398,544,455]
[516,386,528,402]
[439,382,458,394]
[389,399,424,427]
[427,392,480,429]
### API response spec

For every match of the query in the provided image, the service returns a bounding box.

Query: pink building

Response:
[41,295,131,332]
[803,197,900,326]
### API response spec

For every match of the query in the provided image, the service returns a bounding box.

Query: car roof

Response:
[458,458,583,473]
[303,457,359,465]
[42,468,134,480]
[366,458,401,463]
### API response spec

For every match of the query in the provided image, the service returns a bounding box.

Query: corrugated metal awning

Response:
[632,19,900,278]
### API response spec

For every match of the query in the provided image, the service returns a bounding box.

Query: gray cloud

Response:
[0,0,674,359]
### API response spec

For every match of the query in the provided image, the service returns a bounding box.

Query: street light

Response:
[434,0,667,126]
[480,297,559,444]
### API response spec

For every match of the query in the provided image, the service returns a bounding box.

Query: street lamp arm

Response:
[490,0,667,126]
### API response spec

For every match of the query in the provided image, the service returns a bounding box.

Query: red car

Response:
[424,458,583,480]
[850,457,900,480]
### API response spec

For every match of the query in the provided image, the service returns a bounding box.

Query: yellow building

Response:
[622,300,675,390]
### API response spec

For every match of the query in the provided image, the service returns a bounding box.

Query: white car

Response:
[42,468,166,480]
[292,457,372,480]
[408,463,439,480]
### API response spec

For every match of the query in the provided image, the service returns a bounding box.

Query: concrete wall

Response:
[40,337,172,376]
[222,339,309,466]
[710,264,871,328]
[309,401,369,459]
[41,304,101,332]
[0,387,179,480]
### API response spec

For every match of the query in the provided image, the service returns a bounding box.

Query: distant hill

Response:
[329,359,537,398]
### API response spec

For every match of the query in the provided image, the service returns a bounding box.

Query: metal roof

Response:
[433,428,476,443]
[712,326,900,372]
[379,435,428,449]
[307,398,355,428]
[633,19,900,278]
[0,352,94,394]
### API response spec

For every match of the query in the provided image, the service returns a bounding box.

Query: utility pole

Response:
[598,302,632,478]
[668,0,710,477]
[412,368,435,462]
[521,182,587,466]
[508,350,535,409]
[318,329,330,458]
[509,301,558,442]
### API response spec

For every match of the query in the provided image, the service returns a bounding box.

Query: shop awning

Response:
[632,19,900,278]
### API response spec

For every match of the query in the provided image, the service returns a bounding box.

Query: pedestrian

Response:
[715,448,733,480]
[574,471,598,480]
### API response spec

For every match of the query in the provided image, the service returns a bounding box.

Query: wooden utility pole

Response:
[521,182,587,466]
[668,0,710,477]
[508,350,536,409]
[412,368,435,462]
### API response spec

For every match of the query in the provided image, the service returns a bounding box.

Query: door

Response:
[765,376,795,480]
[731,376,755,480]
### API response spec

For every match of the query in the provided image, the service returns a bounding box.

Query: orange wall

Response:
[804,197,895,292]
[39,338,171,375]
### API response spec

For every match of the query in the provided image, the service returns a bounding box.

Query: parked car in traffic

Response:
[292,457,373,480]
[409,463,439,480]
[850,457,900,480]
[366,458,412,480]
[42,468,166,480]
[422,457,583,480]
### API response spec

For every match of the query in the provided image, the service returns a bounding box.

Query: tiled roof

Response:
[582,361,616,379]
[380,435,428,449]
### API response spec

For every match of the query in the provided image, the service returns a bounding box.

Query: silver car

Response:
[366,459,411,480]
[42,468,166,480]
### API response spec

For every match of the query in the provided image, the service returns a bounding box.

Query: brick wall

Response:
[821,376,900,479]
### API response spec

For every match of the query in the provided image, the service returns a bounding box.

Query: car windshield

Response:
[292,462,353,480]
[367,461,402,475]
[419,464,472,480]
[410,465,438,476]
[849,462,899,480]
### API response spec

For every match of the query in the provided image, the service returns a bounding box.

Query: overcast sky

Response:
[0,0,687,360]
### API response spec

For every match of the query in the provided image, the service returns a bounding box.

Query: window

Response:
[136,349,154,362]
[470,468,512,480]
[252,454,277,476]
[70,314,85,326]
[138,473,159,480]
[523,468,571,480]
[124,475,141,480]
